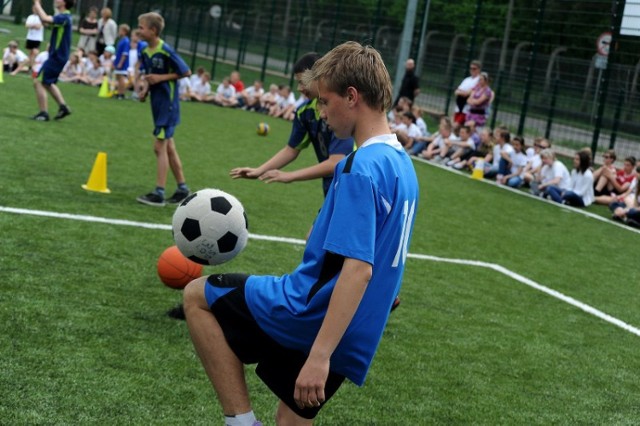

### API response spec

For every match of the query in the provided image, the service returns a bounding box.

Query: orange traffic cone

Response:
[82,152,111,193]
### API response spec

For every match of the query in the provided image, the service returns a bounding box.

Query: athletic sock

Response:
[224,410,257,426]
[177,182,189,192]
[154,187,165,197]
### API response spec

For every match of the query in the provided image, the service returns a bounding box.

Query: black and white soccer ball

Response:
[172,188,249,265]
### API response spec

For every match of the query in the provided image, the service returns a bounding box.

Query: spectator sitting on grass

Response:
[80,50,105,86]
[444,125,476,168]
[190,71,212,102]
[546,150,594,207]
[269,85,296,118]
[237,80,264,110]
[532,149,571,197]
[211,76,237,106]
[258,83,281,113]
[521,137,550,188]
[464,127,495,171]
[498,135,528,187]
[58,53,85,83]
[593,153,637,202]
[395,111,422,150]
[610,169,640,227]
[3,40,28,74]
[420,116,454,160]
[484,127,512,179]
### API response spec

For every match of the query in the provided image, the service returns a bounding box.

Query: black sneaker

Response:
[54,106,71,120]
[390,296,401,312]
[166,304,185,320]
[626,218,640,228]
[166,189,190,204]
[136,192,166,207]
[32,111,49,121]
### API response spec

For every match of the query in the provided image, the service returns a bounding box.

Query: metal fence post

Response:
[190,8,204,71]
[609,89,624,149]
[545,78,559,139]
[260,0,277,83]
[590,0,625,157]
[174,4,185,52]
[517,0,546,137]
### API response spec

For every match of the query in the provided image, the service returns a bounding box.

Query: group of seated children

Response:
[178,67,306,121]
[394,107,640,226]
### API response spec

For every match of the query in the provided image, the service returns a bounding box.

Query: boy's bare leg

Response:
[183,278,252,414]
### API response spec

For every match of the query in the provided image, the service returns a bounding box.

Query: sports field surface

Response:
[1,72,639,424]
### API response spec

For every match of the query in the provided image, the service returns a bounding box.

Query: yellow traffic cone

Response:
[0,63,4,83]
[98,76,111,98]
[471,159,484,180]
[82,152,111,193]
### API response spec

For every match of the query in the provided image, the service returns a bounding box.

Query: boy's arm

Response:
[259,153,345,184]
[294,257,372,408]
[230,145,300,179]
[145,71,190,85]
[32,1,53,24]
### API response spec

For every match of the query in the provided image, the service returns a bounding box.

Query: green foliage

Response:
[1,70,640,424]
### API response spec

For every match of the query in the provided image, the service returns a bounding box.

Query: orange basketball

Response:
[157,245,204,289]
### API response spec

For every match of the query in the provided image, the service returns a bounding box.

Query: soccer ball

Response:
[172,189,249,265]
[257,122,269,136]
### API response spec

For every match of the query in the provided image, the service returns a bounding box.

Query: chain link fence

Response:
[6,0,639,159]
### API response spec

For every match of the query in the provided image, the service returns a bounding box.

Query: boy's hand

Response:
[136,78,149,102]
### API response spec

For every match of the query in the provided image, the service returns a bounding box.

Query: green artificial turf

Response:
[1,64,640,425]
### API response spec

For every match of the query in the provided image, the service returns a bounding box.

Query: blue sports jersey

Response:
[139,40,190,127]
[288,98,354,196]
[244,134,419,386]
[47,11,72,65]
[137,40,148,73]
[114,36,130,71]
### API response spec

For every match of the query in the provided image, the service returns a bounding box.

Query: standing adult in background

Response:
[24,6,43,71]
[454,59,482,122]
[394,58,420,106]
[31,0,74,122]
[77,7,99,53]
[96,7,117,56]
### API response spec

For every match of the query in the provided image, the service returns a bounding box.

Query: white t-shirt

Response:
[570,169,595,206]
[406,123,422,140]
[178,77,191,97]
[192,79,212,96]
[416,117,428,137]
[490,143,514,168]
[32,50,48,73]
[457,75,480,92]
[511,152,528,174]
[3,47,28,63]
[85,61,104,80]
[243,85,264,99]
[127,48,139,75]
[26,14,44,42]
[216,83,236,99]
[540,160,571,189]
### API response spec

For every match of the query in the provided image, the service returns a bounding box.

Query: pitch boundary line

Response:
[1,205,639,338]
[412,157,640,235]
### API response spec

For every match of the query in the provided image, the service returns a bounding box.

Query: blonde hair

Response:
[138,12,165,35]
[306,41,392,112]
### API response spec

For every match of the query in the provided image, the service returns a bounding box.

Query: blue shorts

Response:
[153,126,176,140]
[38,59,65,85]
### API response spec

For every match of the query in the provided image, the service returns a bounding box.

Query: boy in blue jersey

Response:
[135,12,192,207]
[31,0,74,122]
[184,42,419,425]
[113,24,130,100]
[230,52,353,198]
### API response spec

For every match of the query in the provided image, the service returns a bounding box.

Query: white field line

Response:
[412,157,640,235]
[1,205,639,337]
